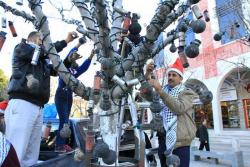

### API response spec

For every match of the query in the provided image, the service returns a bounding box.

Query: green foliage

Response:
[0,69,8,100]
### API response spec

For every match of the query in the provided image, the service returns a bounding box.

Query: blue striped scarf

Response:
[0,132,10,166]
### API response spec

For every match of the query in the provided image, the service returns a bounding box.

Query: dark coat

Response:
[8,40,67,107]
[196,125,209,142]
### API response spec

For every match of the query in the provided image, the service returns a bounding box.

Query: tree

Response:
[0,68,8,101]
[0,0,206,166]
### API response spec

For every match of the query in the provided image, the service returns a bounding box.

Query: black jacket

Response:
[196,125,209,142]
[8,40,67,107]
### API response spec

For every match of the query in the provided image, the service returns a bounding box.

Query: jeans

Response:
[172,146,190,167]
[55,87,73,146]
[158,131,190,167]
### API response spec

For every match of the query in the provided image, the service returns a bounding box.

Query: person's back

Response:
[197,120,210,151]
[198,124,208,142]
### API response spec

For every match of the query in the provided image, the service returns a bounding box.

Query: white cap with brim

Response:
[167,68,183,78]
[167,57,184,78]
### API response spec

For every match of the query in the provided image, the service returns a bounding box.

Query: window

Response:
[193,103,214,129]
[154,33,165,68]
[154,0,167,68]
[216,0,246,44]
[154,10,195,68]
[243,99,250,128]
[185,12,195,46]
[221,101,240,128]
[177,11,196,46]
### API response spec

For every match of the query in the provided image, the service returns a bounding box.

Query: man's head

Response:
[167,58,184,88]
[167,71,183,88]
[27,31,42,46]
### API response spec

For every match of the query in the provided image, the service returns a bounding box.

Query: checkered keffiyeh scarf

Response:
[160,83,185,154]
[0,132,10,166]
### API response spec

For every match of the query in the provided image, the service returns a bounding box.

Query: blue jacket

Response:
[57,47,91,89]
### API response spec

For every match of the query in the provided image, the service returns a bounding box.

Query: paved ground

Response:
[152,155,230,167]
[153,154,233,167]
[190,159,230,167]
[151,141,249,167]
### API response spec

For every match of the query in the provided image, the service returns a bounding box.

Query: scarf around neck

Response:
[0,132,10,166]
[160,83,185,154]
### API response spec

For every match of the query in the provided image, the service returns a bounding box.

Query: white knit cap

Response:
[167,58,184,77]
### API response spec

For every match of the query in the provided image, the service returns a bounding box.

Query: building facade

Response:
[155,0,250,139]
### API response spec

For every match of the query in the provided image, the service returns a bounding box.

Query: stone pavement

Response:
[138,131,249,167]
[152,141,248,167]
[190,159,230,167]
[153,155,233,167]
[153,155,230,167]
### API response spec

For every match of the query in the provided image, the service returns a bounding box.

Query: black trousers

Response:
[199,141,210,151]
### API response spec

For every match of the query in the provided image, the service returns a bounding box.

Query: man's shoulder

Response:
[182,87,196,95]
[178,88,196,100]
[15,42,30,48]
[14,42,33,53]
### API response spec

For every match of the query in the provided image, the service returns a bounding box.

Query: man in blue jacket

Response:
[54,41,94,152]
[5,31,77,167]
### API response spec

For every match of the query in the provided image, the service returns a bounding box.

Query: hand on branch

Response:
[75,36,87,49]
[68,52,82,62]
[88,49,95,60]
[148,79,162,93]
[65,31,78,44]
[118,33,128,42]
[145,60,155,80]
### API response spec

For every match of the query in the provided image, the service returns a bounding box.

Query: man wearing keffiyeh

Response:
[146,58,196,167]
[0,100,20,167]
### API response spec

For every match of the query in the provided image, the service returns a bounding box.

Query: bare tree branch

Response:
[0,1,36,23]
[94,0,113,58]
[73,0,99,45]
[28,0,91,100]
[109,0,123,50]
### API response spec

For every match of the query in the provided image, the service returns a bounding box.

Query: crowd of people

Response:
[0,19,206,167]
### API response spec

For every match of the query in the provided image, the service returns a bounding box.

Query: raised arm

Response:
[148,79,195,115]
[74,49,95,78]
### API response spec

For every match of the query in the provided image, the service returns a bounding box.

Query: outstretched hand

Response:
[88,49,95,60]
[65,31,78,44]
[145,60,155,80]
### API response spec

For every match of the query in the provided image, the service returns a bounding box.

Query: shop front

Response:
[185,79,214,128]
[219,69,250,130]
[243,99,250,128]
